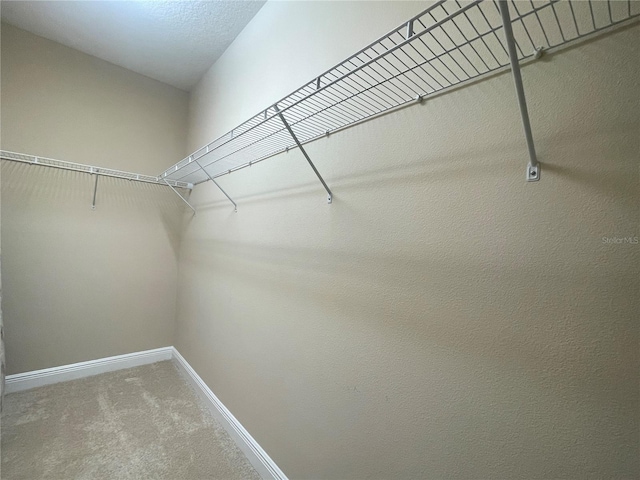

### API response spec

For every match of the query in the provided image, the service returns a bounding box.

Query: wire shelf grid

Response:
[160,0,639,186]
[1,150,193,189]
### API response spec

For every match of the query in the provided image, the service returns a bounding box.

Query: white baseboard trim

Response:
[4,346,173,394]
[3,346,287,480]
[171,347,288,480]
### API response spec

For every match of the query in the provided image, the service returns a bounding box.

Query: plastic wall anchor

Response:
[327,194,332,204]
[526,164,540,182]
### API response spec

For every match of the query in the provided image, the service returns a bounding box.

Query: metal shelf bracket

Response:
[163,178,197,215]
[194,155,237,212]
[91,175,99,210]
[498,0,540,182]
[274,104,333,204]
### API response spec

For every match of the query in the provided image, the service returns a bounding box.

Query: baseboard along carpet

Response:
[0,361,261,480]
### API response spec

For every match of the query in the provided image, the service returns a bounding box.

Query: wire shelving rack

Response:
[0,151,193,189]
[159,0,639,210]
[0,150,194,211]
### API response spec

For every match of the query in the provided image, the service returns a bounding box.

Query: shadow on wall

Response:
[180,232,637,390]
[1,161,188,255]
[190,108,637,213]
[177,105,638,412]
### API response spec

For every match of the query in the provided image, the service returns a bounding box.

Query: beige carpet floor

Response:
[1,361,261,480]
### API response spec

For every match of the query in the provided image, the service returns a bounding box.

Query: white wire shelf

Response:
[160,0,640,190]
[1,150,193,189]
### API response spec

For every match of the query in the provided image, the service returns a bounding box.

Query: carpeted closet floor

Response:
[0,361,261,480]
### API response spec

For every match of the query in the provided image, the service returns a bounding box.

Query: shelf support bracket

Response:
[498,0,540,182]
[193,157,237,212]
[163,178,197,215]
[91,175,99,210]
[274,105,333,203]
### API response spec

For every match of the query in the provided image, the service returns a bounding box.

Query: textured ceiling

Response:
[0,1,266,91]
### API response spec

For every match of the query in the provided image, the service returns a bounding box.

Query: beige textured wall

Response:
[177,2,639,479]
[1,24,189,374]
